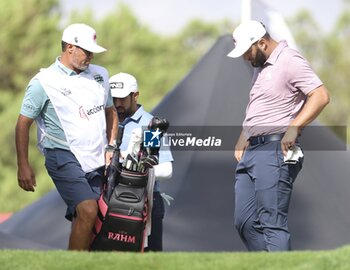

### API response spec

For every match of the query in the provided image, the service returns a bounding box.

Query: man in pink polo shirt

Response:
[227,20,329,251]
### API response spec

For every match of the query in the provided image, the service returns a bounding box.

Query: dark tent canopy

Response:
[1,35,349,251]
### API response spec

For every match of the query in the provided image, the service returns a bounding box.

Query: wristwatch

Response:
[105,144,116,152]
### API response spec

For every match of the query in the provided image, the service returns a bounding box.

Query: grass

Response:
[1,246,350,270]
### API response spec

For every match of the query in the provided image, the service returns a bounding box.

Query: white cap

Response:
[109,72,138,98]
[227,20,266,58]
[62,23,106,53]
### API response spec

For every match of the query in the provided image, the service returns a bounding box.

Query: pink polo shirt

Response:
[243,40,323,138]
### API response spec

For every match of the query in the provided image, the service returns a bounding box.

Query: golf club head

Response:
[148,116,169,135]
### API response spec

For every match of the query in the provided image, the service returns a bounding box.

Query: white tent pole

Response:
[241,0,251,22]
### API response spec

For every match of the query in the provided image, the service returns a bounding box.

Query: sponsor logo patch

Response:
[79,104,105,120]
[93,74,104,84]
[60,87,72,96]
[23,103,35,112]
[110,82,124,89]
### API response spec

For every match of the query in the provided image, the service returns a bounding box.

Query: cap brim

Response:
[81,44,107,53]
[227,43,251,58]
[110,88,131,98]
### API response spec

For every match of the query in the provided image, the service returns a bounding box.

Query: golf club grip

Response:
[116,123,124,148]
[106,149,120,200]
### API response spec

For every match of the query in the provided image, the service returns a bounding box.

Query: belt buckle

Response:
[259,136,265,144]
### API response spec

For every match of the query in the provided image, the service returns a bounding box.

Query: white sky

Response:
[60,0,342,35]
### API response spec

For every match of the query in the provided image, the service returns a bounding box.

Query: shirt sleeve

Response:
[105,86,114,108]
[287,54,323,95]
[159,134,174,163]
[20,78,48,119]
[98,65,113,108]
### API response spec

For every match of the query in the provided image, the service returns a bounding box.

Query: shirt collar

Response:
[266,40,288,65]
[54,57,91,76]
[122,105,144,125]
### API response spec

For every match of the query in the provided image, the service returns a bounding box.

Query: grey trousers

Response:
[234,141,303,251]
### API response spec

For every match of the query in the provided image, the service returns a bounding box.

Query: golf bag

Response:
[90,167,151,252]
[90,117,169,252]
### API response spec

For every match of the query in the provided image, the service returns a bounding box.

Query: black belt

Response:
[248,134,284,146]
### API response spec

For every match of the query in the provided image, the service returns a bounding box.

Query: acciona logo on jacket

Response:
[87,104,105,115]
[79,104,105,120]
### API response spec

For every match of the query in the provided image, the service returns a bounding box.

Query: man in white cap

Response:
[15,23,118,250]
[109,72,173,251]
[228,20,330,251]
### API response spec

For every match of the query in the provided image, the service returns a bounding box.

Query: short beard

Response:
[72,54,89,71]
[252,47,267,67]
[76,62,89,71]
[117,107,132,122]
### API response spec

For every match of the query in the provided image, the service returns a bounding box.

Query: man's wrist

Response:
[105,144,116,152]
[287,125,302,136]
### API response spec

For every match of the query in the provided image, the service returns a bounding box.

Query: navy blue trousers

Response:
[234,141,303,251]
[145,191,165,251]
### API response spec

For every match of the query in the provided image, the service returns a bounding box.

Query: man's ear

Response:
[258,39,267,51]
[67,44,75,53]
[134,92,139,102]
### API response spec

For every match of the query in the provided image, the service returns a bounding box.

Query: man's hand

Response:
[234,132,249,162]
[15,115,36,192]
[281,126,299,156]
[105,151,114,167]
[17,164,36,192]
